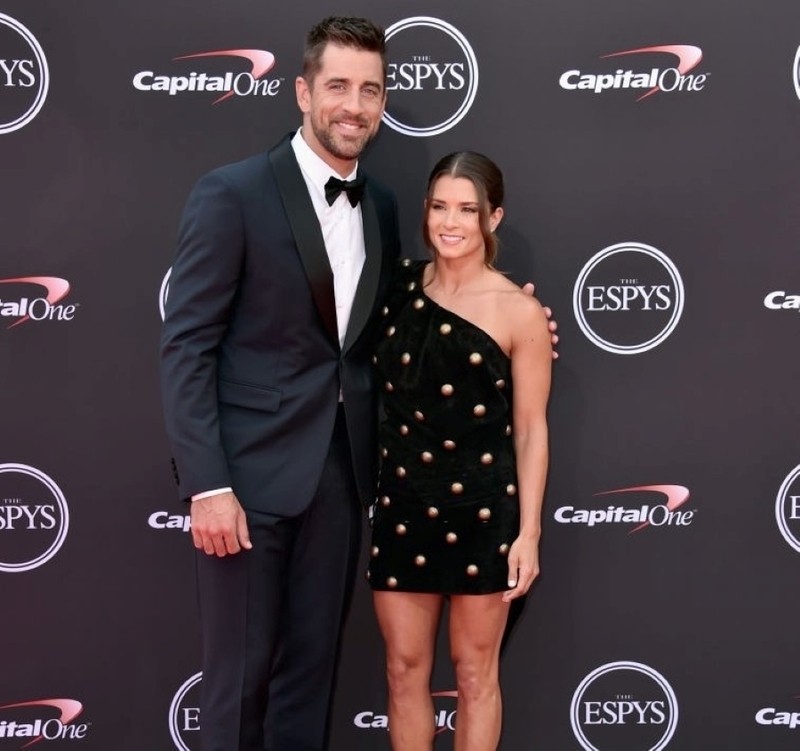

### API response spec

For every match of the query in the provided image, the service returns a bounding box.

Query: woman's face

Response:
[425,175,501,263]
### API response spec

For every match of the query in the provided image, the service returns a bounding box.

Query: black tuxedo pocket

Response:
[218,379,282,412]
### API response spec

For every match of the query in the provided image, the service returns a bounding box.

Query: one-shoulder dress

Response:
[367,260,520,594]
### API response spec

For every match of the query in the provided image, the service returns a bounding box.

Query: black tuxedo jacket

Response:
[160,134,400,515]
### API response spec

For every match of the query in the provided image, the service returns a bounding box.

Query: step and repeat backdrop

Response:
[1,0,799,748]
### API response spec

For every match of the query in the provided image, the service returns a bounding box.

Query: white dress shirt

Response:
[192,130,366,502]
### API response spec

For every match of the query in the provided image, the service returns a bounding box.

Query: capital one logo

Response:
[383,17,478,137]
[554,484,695,533]
[0,277,77,328]
[354,690,457,735]
[573,242,685,354]
[159,267,171,321]
[756,694,800,730]
[775,464,800,553]
[169,672,201,751]
[0,464,69,573]
[0,698,89,746]
[0,13,49,134]
[133,49,282,103]
[571,661,679,751]
[560,45,707,101]
[764,290,800,313]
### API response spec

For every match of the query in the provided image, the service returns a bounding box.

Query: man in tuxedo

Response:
[160,17,399,751]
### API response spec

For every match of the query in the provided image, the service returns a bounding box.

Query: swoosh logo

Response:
[0,276,70,328]
[595,484,691,533]
[602,45,703,101]
[0,699,83,747]
[173,49,276,104]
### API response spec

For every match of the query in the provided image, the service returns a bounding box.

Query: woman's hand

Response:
[502,534,540,602]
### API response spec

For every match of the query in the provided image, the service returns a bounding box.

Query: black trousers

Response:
[196,407,362,751]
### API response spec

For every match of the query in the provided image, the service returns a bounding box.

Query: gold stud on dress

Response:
[381,495,391,506]
[413,298,425,310]
[427,506,439,518]
[385,382,394,392]
[446,532,458,544]
[387,577,398,588]
[387,326,396,337]
[473,404,487,417]
[469,352,483,365]
[371,546,379,557]
[496,379,506,389]
[478,507,491,521]
[439,323,452,335]
[480,453,494,465]
[381,306,389,316]
[407,282,417,291]
[414,410,425,422]
[421,451,433,463]
[395,524,407,535]
[400,424,409,436]
[414,555,427,567]
[401,352,411,365]
[441,384,454,396]
[451,482,464,495]
[466,565,479,577]
[396,466,406,478]
[506,484,517,496]
[443,440,456,450]
[499,543,510,555]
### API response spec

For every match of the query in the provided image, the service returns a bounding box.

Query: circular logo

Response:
[169,672,202,751]
[571,661,679,751]
[383,17,478,137]
[775,464,800,553]
[159,267,172,321]
[0,13,49,135]
[0,463,69,573]
[794,46,800,101]
[573,242,684,355]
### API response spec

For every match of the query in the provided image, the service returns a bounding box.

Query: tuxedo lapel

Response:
[269,137,339,349]
[343,182,383,353]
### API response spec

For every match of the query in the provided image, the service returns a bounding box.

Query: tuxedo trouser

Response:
[196,405,362,751]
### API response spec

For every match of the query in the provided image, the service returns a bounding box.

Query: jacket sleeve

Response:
[159,168,244,501]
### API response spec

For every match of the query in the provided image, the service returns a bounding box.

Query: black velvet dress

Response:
[368,260,520,594]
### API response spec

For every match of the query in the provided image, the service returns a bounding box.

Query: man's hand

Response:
[191,491,252,557]
[522,282,559,359]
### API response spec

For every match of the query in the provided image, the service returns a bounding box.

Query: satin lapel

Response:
[269,137,339,349]
[343,182,383,353]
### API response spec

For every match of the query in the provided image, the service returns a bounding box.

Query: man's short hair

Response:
[302,16,387,86]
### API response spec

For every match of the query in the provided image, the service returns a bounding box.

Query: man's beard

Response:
[311,116,374,162]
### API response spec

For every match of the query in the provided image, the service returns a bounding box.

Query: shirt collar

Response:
[291,128,359,196]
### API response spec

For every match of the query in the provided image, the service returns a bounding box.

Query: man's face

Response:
[296,43,386,174]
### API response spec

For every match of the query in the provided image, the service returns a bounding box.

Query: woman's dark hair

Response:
[423,151,504,267]
[303,16,387,85]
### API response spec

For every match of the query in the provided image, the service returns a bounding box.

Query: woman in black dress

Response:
[368,152,553,750]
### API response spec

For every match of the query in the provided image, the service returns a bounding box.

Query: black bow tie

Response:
[325,175,365,207]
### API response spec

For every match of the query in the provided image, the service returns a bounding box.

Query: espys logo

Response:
[133,49,282,103]
[0,13,49,135]
[555,484,694,533]
[0,698,89,746]
[149,510,191,533]
[159,268,171,321]
[756,695,800,730]
[169,673,201,751]
[571,661,679,751]
[573,242,684,355]
[0,464,69,573]
[793,46,800,100]
[775,464,800,553]
[560,45,707,101]
[355,690,458,735]
[383,17,478,137]
[764,290,800,313]
[0,277,77,329]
